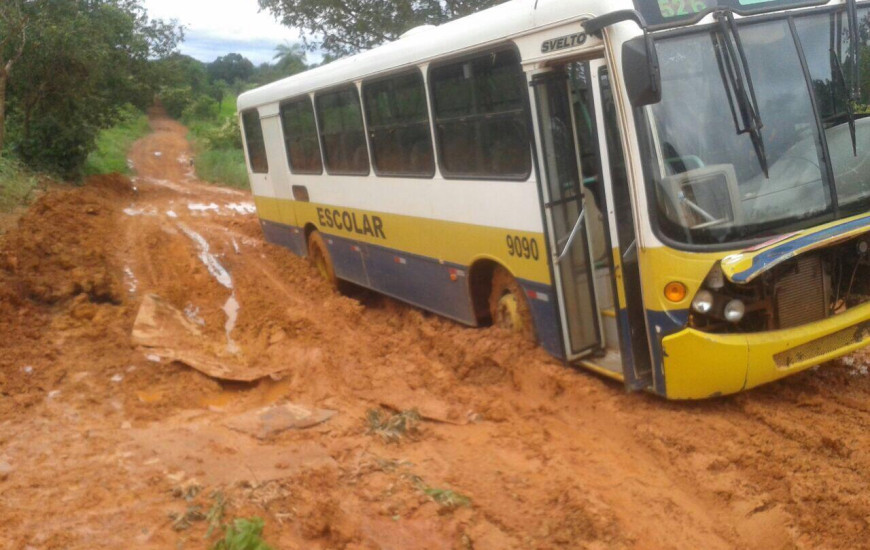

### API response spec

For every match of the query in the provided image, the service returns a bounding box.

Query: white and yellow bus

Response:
[238,0,870,399]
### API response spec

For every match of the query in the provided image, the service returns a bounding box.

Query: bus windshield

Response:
[642,8,870,246]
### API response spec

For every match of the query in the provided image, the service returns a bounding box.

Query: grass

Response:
[212,517,273,550]
[187,99,250,190]
[84,107,149,176]
[0,154,38,212]
[195,148,249,188]
[366,408,422,443]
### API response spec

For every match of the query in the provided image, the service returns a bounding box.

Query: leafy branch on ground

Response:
[211,517,273,550]
[366,408,421,443]
[404,473,473,510]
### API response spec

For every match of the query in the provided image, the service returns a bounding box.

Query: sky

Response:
[140,0,317,65]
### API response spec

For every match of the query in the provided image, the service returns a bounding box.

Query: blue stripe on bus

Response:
[258,219,563,358]
[731,213,870,283]
[644,309,689,397]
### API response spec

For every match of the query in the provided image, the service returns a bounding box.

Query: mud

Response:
[1,109,870,549]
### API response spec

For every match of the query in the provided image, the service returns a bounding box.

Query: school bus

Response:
[238,0,870,398]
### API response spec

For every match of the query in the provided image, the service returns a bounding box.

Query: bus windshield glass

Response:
[642,8,870,246]
[635,0,826,28]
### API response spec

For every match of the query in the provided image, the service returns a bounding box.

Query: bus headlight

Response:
[724,299,745,323]
[692,290,714,314]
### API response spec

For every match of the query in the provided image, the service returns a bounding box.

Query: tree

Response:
[273,42,307,75]
[4,0,183,176]
[257,0,505,58]
[0,1,27,151]
[207,53,255,85]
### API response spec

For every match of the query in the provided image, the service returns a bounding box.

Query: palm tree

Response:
[273,42,307,76]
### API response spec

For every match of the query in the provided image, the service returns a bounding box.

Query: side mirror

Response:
[622,34,661,107]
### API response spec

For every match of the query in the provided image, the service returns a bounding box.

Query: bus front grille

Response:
[775,255,829,329]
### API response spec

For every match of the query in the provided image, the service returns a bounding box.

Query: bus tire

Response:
[308,232,337,288]
[489,266,535,342]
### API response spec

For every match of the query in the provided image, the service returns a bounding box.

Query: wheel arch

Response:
[468,256,518,325]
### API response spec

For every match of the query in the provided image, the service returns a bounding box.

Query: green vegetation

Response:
[186,99,248,189]
[0,0,182,179]
[84,106,150,176]
[257,0,505,57]
[423,487,473,509]
[0,154,37,212]
[366,408,421,443]
[212,517,273,550]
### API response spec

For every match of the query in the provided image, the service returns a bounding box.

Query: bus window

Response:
[362,71,435,177]
[315,86,370,175]
[430,49,530,179]
[280,97,323,174]
[241,109,268,174]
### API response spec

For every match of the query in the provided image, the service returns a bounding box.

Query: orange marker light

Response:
[664,281,687,303]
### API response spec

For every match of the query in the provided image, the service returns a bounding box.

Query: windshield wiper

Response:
[847,0,860,101]
[830,48,858,156]
[714,10,769,178]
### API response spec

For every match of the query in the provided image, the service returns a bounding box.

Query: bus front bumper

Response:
[660,301,870,399]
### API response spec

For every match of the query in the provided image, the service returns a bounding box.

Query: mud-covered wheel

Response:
[308,232,337,288]
[488,266,535,342]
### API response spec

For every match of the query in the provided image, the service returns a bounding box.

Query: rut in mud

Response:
[1,110,870,550]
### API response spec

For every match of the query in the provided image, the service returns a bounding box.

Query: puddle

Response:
[166,210,178,219]
[187,203,220,213]
[136,390,164,404]
[183,303,205,326]
[124,266,138,294]
[177,223,233,289]
[123,206,156,217]
[223,294,240,354]
[225,202,256,215]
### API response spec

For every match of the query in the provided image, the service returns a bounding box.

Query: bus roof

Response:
[237,0,629,111]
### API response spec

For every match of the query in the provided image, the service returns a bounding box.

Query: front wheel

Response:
[308,232,337,288]
[488,266,535,342]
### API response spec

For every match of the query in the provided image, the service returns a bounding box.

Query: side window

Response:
[362,70,435,176]
[430,49,530,179]
[315,86,369,175]
[280,97,322,174]
[241,109,268,174]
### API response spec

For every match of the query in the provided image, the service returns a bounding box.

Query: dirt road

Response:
[1,111,870,549]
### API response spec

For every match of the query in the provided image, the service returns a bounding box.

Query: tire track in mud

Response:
[1,109,869,549]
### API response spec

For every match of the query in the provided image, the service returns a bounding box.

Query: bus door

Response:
[532,62,603,360]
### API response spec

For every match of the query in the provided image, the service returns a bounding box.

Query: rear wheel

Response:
[308,232,337,288]
[488,266,535,342]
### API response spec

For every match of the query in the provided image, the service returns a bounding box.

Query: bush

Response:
[160,86,195,119]
[182,95,220,125]
[0,154,38,212]
[195,148,249,189]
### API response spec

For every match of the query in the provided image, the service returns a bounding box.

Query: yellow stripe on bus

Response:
[253,196,552,285]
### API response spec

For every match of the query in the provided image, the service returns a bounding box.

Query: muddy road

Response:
[1,111,870,549]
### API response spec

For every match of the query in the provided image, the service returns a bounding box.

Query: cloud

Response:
[141,0,306,64]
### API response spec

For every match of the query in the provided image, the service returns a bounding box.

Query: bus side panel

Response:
[321,233,370,287]
[518,280,564,359]
[259,218,307,258]
[363,242,477,325]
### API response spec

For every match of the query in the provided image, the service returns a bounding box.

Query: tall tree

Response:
[257,0,505,58]
[273,42,307,75]
[0,1,27,151]
[207,53,255,85]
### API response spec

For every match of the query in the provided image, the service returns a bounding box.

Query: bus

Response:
[238,0,870,399]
